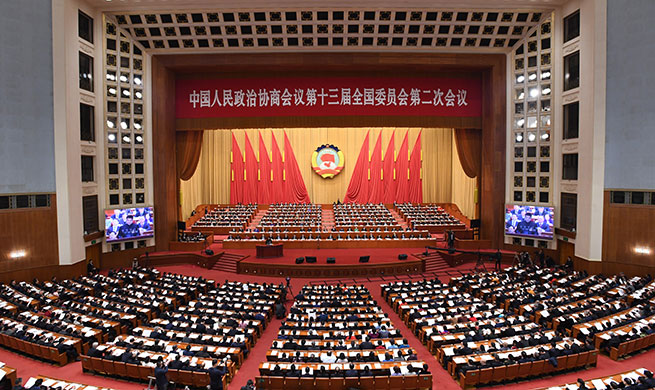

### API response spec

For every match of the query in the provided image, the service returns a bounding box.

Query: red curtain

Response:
[408,131,423,203]
[395,131,410,202]
[382,131,396,203]
[176,131,204,181]
[454,128,482,178]
[283,132,311,203]
[344,131,370,203]
[243,133,259,204]
[367,131,384,203]
[271,134,284,204]
[258,132,271,204]
[230,133,244,203]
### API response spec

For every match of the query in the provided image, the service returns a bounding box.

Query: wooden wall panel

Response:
[0,195,59,273]
[152,52,506,251]
[152,56,179,252]
[602,190,655,270]
[99,246,155,270]
[0,261,85,285]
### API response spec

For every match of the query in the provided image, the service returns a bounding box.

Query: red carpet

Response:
[1,263,655,389]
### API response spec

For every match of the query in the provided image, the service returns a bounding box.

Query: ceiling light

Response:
[120,121,128,129]
[529,88,539,98]
[528,73,537,81]
[9,250,26,259]
[122,135,131,143]
[515,133,523,142]
[120,75,128,82]
[122,90,130,96]
[108,134,116,141]
[136,135,143,143]
[541,71,551,79]
[135,91,142,99]
[134,77,142,85]
[107,120,115,128]
[134,122,142,130]
[527,133,536,142]
[516,119,525,127]
[516,75,525,83]
[542,87,551,95]
[541,132,550,140]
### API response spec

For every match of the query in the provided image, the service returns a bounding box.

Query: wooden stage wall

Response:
[179,128,476,219]
[152,52,506,252]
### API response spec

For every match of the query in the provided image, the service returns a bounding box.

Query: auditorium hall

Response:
[0,0,654,389]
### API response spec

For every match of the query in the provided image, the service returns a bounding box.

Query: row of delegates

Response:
[225,231,431,241]
[260,283,431,380]
[192,204,257,227]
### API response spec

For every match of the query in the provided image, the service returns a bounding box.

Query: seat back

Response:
[492,365,506,383]
[113,362,128,377]
[126,363,141,379]
[90,357,105,374]
[192,372,210,388]
[358,376,375,390]
[402,374,420,390]
[138,365,154,380]
[517,362,532,378]
[102,359,114,375]
[478,368,493,384]
[284,377,301,390]
[462,370,479,387]
[298,377,315,390]
[269,376,286,390]
[178,370,194,386]
[344,377,359,389]
[531,360,545,376]
[314,377,330,390]
[566,354,579,370]
[255,376,268,389]
[388,375,404,390]
[505,364,519,380]
[417,374,432,390]
[167,369,179,384]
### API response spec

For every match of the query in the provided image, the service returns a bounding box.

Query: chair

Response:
[167,369,179,384]
[566,354,579,370]
[417,374,432,390]
[616,343,628,358]
[80,355,92,372]
[505,364,519,381]
[192,372,209,388]
[555,356,568,371]
[344,376,359,389]
[635,337,646,351]
[284,377,301,390]
[90,357,105,374]
[626,340,637,354]
[530,360,545,376]
[388,375,404,390]
[403,374,420,390]
[577,351,590,367]
[102,360,115,376]
[589,350,599,366]
[268,376,285,390]
[491,365,506,383]
[126,363,140,379]
[461,369,479,387]
[113,361,128,377]
[358,376,375,390]
[256,377,268,389]
[517,362,531,378]
[314,378,330,390]
[329,377,345,390]
[478,368,493,385]
[178,370,194,387]
[139,365,154,381]
[298,377,315,390]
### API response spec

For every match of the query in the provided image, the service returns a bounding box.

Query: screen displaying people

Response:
[504,205,554,239]
[105,207,154,242]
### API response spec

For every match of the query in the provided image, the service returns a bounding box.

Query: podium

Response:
[256,244,284,258]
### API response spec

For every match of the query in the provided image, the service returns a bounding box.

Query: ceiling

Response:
[94,1,560,54]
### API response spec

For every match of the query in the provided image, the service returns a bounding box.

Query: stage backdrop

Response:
[179,127,476,218]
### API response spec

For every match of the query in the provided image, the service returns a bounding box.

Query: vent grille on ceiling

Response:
[109,9,547,53]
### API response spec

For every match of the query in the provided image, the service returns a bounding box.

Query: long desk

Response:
[226,238,435,250]
[257,244,284,258]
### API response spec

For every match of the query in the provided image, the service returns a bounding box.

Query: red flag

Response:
[395,131,410,202]
[367,131,384,203]
[230,132,244,203]
[258,132,271,204]
[243,133,258,203]
[408,131,423,203]
[382,131,396,203]
[344,131,370,203]
[283,131,311,203]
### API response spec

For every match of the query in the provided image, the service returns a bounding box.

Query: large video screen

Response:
[505,205,554,240]
[105,207,154,242]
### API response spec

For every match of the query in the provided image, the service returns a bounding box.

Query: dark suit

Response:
[208,366,226,390]
[154,367,168,390]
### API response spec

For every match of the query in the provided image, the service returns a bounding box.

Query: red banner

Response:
[176,77,481,118]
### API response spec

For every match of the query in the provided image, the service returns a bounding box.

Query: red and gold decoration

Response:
[311,145,344,179]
